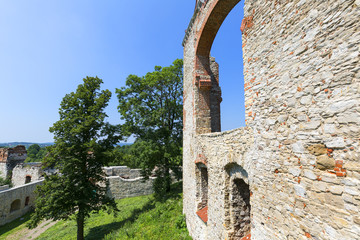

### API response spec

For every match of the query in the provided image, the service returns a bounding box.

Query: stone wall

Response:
[12,163,43,187]
[103,166,142,179]
[104,166,154,199]
[0,180,43,226]
[106,176,154,199]
[0,163,7,179]
[183,0,360,239]
[0,146,27,179]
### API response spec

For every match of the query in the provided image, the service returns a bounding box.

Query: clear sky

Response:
[0,0,245,143]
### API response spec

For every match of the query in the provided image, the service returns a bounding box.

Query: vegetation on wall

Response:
[0,175,11,186]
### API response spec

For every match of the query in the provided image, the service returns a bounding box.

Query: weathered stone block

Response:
[316,155,335,170]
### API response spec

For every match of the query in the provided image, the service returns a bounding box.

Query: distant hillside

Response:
[0,142,132,149]
[0,142,54,148]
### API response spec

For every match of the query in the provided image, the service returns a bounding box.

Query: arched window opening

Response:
[25,175,31,184]
[25,196,30,206]
[196,163,208,223]
[10,199,21,213]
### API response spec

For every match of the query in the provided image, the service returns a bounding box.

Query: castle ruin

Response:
[182,0,360,239]
[0,145,27,179]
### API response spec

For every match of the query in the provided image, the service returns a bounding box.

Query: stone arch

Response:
[224,163,251,239]
[10,199,21,213]
[193,0,241,134]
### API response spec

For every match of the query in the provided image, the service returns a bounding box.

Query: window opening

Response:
[196,163,208,223]
[25,196,30,206]
[25,175,31,184]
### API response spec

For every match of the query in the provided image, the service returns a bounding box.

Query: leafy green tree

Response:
[27,144,40,156]
[116,59,183,196]
[28,77,120,240]
[26,144,49,162]
[36,147,47,161]
[26,144,41,162]
[108,144,139,168]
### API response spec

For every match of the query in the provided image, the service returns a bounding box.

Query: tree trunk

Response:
[164,159,171,192]
[77,212,85,240]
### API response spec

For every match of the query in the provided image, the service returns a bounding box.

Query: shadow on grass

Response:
[0,210,32,236]
[154,181,183,202]
[85,198,156,240]
[85,181,183,240]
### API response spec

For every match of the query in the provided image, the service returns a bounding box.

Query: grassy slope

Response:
[36,182,191,240]
[0,211,32,239]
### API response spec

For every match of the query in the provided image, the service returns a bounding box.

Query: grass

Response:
[0,182,191,240]
[0,211,32,239]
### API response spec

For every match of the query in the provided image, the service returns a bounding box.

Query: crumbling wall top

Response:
[182,0,209,47]
[0,145,27,163]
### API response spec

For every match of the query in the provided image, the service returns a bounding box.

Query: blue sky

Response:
[0,0,245,143]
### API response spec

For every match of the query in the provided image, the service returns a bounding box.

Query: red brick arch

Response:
[193,0,241,134]
[195,0,241,58]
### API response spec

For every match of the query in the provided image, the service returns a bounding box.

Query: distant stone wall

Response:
[0,180,43,226]
[104,166,154,199]
[0,185,9,191]
[0,146,27,179]
[107,176,154,199]
[103,166,142,178]
[0,163,7,179]
[12,163,43,187]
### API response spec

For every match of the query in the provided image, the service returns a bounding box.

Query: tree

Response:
[27,144,40,157]
[108,144,141,168]
[116,59,183,196]
[28,77,120,240]
[26,144,46,162]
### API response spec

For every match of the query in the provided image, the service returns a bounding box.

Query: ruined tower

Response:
[0,145,27,179]
[183,0,360,239]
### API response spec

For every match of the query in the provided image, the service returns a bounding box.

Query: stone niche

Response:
[225,164,251,240]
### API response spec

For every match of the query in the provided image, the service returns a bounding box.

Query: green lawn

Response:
[0,211,32,239]
[0,182,191,240]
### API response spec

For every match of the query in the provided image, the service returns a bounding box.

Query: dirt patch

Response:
[5,220,57,240]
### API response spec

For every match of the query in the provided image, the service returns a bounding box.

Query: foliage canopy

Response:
[116,59,183,196]
[26,144,47,162]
